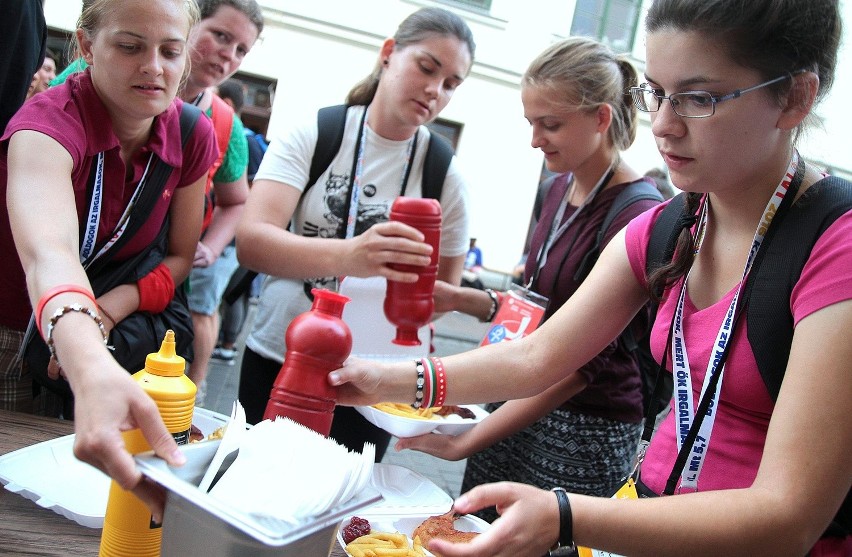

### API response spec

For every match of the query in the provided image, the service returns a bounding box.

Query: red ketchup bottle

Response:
[263,288,352,435]
[384,197,442,346]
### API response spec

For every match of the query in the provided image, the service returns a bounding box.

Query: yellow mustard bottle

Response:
[99,330,196,557]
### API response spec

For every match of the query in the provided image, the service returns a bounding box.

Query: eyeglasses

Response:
[629,72,800,118]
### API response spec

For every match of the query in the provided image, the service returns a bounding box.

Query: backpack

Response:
[222,105,455,303]
[202,94,235,232]
[305,104,453,201]
[572,179,667,416]
[645,179,852,537]
[244,129,268,182]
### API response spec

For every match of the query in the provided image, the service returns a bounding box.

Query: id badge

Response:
[575,479,638,557]
[479,284,548,346]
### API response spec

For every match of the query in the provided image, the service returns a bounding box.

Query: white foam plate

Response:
[0,406,228,528]
[337,512,489,557]
[365,463,453,515]
[354,404,488,438]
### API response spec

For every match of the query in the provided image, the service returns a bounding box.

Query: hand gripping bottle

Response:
[99,330,195,557]
[263,288,352,435]
[384,197,442,346]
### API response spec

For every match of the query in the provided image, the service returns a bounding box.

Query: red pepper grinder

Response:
[263,288,351,435]
[384,197,442,346]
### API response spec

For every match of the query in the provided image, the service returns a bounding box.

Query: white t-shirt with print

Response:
[246,105,470,363]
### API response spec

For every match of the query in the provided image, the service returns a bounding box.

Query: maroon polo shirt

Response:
[0,70,218,330]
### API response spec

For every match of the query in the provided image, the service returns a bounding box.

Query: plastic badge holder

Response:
[354,404,489,438]
[0,406,228,528]
[136,441,382,557]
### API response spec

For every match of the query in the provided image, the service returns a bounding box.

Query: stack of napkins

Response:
[208,417,375,523]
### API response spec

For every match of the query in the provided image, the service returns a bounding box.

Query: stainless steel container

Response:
[136,440,381,556]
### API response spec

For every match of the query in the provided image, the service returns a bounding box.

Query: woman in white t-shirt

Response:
[235,7,475,459]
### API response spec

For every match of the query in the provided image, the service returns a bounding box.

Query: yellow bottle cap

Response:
[145,330,186,376]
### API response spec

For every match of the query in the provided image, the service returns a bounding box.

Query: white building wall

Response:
[41,0,851,271]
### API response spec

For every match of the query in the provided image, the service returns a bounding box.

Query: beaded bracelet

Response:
[548,487,575,556]
[482,289,499,322]
[35,284,98,337]
[46,304,108,366]
[429,356,447,407]
[413,359,426,409]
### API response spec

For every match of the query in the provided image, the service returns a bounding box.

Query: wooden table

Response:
[0,410,349,556]
[0,410,100,556]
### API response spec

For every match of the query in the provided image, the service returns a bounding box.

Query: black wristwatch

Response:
[548,487,577,556]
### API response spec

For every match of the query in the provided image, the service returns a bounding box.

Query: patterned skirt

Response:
[461,403,642,523]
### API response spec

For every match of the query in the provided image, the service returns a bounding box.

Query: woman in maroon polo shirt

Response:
[0,0,217,515]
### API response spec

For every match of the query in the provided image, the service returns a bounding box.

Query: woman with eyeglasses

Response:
[391,37,662,524]
[329,0,851,555]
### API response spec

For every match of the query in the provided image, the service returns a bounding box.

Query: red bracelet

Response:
[137,263,175,313]
[430,356,447,407]
[36,284,97,338]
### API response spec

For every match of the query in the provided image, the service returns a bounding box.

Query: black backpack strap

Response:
[306,104,453,202]
[421,131,454,201]
[178,102,203,145]
[645,192,689,282]
[744,176,852,400]
[573,180,663,283]
[306,104,349,194]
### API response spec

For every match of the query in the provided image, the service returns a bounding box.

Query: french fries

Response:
[345,530,428,556]
[372,402,441,421]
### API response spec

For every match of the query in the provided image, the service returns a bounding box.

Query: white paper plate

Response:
[365,463,453,514]
[0,406,228,528]
[337,512,489,557]
[354,404,488,438]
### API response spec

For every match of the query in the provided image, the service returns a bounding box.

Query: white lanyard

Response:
[530,162,615,286]
[80,151,155,266]
[671,152,800,491]
[346,107,418,239]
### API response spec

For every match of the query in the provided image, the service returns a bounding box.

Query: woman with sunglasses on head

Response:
[236,7,475,459]
[330,0,851,555]
[0,0,218,518]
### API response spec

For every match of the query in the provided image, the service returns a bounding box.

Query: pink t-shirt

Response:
[625,199,852,494]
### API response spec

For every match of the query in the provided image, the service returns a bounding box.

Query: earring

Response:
[383,59,389,66]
